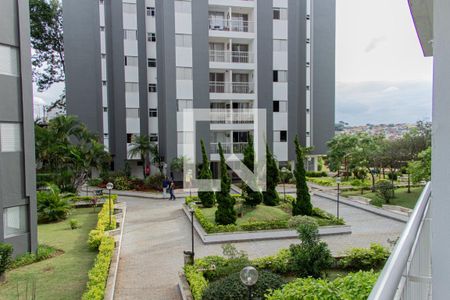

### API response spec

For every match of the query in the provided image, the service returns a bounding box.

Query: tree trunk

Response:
[369,168,376,191]
[407,172,411,193]
[142,159,146,179]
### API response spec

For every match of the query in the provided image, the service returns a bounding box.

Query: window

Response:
[306,62,310,67]
[280,131,287,142]
[103,107,108,112]
[101,54,106,59]
[306,85,310,91]
[126,108,139,118]
[148,83,157,92]
[147,7,155,16]
[127,133,134,143]
[306,14,310,20]
[148,58,156,67]
[148,33,156,42]
[273,70,287,82]
[273,101,280,112]
[175,34,192,47]
[3,206,28,238]
[102,80,107,86]
[123,3,136,14]
[273,8,287,20]
[0,123,21,152]
[175,0,191,14]
[124,29,137,40]
[149,108,158,117]
[0,45,19,76]
[306,38,310,44]
[125,82,139,93]
[150,134,158,142]
[273,39,287,52]
[124,56,138,66]
[306,108,310,113]
[104,133,109,138]
[100,26,105,32]
[177,99,193,111]
[306,131,310,137]
[176,67,192,80]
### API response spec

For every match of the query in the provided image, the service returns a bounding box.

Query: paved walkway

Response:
[114,193,405,300]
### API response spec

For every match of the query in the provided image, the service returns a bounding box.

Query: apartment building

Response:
[63,0,335,175]
[0,0,37,255]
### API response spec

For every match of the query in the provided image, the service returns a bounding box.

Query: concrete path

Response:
[114,193,405,300]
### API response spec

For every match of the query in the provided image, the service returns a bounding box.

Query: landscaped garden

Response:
[183,221,390,300]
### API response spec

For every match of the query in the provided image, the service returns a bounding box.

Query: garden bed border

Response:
[182,204,352,244]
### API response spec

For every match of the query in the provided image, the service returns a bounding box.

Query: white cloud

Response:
[382,86,400,93]
[364,36,387,53]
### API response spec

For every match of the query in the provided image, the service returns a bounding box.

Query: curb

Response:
[314,191,409,223]
[178,272,194,300]
[182,205,352,244]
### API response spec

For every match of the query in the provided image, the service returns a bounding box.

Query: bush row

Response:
[339,243,390,271]
[88,200,117,250]
[305,171,328,177]
[82,236,115,300]
[69,194,118,204]
[10,244,60,269]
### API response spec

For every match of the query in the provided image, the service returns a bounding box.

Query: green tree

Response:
[128,135,155,178]
[215,143,237,225]
[198,140,215,208]
[293,136,313,216]
[242,135,263,206]
[30,0,65,91]
[350,133,382,191]
[263,144,280,206]
[326,134,359,179]
[408,147,431,183]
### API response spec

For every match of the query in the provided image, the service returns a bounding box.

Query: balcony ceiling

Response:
[408,0,433,57]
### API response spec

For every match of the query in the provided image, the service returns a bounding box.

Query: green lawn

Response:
[201,205,290,225]
[0,208,98,300]
[342,187,424,209]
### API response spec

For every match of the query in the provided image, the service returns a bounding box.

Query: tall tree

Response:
[215,143,236,225]
[263,144,280,206]
[326,134,359,179]
[408,147,431,184]
[242,135,263,206]
[128,135,155,178]
[293,136,312,216]
[30,0,65,91]
[350,133,382,190]
[198,140,215,208]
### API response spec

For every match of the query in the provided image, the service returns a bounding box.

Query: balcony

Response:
[209,50,254,64]
[210,142,247,154]
[208,19,255,33]
[210,109,254,124]
[209,81,254,94]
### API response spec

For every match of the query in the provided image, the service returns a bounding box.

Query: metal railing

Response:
[368,182,432,300]
[210,142,247,154]
[210,109,254,124]
[208,19,254,33]
[209,81,254,94]
[209,50,253,63]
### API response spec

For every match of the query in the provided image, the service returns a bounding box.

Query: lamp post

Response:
[240,266,259,300]
[336,177,341,219]
[190,205,195,259]
[281,167,288,200]
[106,182,114,228]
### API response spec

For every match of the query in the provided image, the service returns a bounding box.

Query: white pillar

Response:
[431,0,450,298]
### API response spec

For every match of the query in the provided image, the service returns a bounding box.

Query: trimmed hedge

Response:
[88,200,116,250]
[184,265,208,300]
[82,236,115,300]
[305,171,328,177]
[69,194,118,204]
[339,243,390,271]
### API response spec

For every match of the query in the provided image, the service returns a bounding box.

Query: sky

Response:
[33,0,434,125]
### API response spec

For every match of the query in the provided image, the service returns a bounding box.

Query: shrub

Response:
[289,222,333,278]
[242,136,264,207]
[202,271,284,300]
[339,243,390,271]
[100,170,126,184]
[0,243,13,275]
[113,176,132,190]
[240,220,288,231]
[215,143,237,225]
[312,207,345,225]
[267,271,379,300]
[70,219,80,230]
[305,171,328,177]
[10,244,59,269]
[375,179,395,204]
[370,197,384,207]
[82,236,115,300]
[88,201,116,250]
[198,140,216,208]
[263,145,280,206]
[252,248,292,274]
[144,174,164,191]
[307,177,334,186]
[387,172,398,181]
[184,265,208,300]
[293,137,313,216]
[87,178,103,187]
[37,184,71,223]
[287,215,318,229]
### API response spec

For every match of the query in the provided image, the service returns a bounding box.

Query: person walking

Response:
[169,180,176,201]
[162,177,169,199]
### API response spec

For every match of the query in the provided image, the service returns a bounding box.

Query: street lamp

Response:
[240,266,259,300]
[184,205,195,265]
[281,167,288,200]
[336,177,341,219]
[106,182,114,228]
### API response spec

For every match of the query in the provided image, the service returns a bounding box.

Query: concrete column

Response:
[431,0,450,298]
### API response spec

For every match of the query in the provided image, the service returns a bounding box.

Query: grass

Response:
[342,186,424,209]
[0,208,98,300]
[201,205,290,225]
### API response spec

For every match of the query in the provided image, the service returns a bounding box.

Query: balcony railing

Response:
[209,50,253,63]
[210,142,247,154]
[209,81,254,94]
[208,19,255,33]
[368,182,432,300]
[210,109,254,124]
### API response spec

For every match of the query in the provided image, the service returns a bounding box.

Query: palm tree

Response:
[128,135,155,178]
